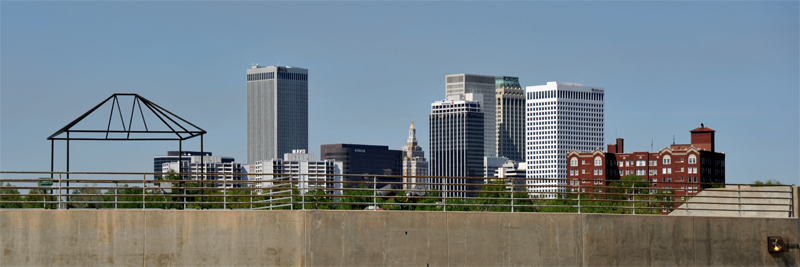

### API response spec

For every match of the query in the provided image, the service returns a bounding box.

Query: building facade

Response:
[153,151,214,178]
[250,149,341,193]
[526,81,605,198]
[161,155,245,188]
[495,76,526,162]
[319,144,402,188]
[484,157,527,192]
[566,125,725,200]
[401,121,429,190]
[446,74,497,157]
[247,65,308,165]
[429,93,485,197]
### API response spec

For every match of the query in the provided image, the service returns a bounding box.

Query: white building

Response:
[401,121,429,190]
[525,82,604,198]
[250,149,342,193]
[161,155,245,188]
[484,157,527,192]
[247,65,308,166]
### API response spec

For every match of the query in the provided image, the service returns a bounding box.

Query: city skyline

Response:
[1,2,797,185]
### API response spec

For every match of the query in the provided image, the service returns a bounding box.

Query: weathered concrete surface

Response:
[1,210,145,266]
[583,214,697,266]
[2,210,798,266]
[144,210,304,266]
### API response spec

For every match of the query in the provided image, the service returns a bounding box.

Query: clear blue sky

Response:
[1,1,798,185]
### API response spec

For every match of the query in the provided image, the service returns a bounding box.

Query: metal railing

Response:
[0,171,794,217]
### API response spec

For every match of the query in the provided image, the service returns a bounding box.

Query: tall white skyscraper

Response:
[525,82,604,198]
[247,65,308,165]
[445,74,496,157]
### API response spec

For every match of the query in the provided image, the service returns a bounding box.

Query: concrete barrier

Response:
[2,210,798,266]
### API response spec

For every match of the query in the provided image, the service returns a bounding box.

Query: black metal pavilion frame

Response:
[47,93,206,202]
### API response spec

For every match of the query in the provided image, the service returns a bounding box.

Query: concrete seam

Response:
[446,211,450,267]
[142,210,146,267]
[304,210,308,267]
[581,214,586,267]
[692,216,696,267]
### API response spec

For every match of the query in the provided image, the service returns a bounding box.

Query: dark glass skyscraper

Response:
[429,93,485,197]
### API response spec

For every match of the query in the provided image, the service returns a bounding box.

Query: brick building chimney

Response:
[607,138,624,153]
[690,123,715,152]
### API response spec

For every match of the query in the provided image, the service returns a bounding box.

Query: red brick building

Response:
[566,125,725,197]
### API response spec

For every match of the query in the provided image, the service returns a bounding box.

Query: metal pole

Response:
[115,181,118,209]
[738,184,742,217]
[510,179,514,213]
[578,184,581,214]
[290,182,293,211]
[631,182,635,215]
[179,140,185,210]
[301,174,305,210]
[443,177,447,212]
[66,131,69,209]
[789,186,797,218]
[373,176,376,210]
[58,173,62,209]
[50,140,54,182]
[142,174,146,210]
[201,134,204,210]
[223,174,227,210]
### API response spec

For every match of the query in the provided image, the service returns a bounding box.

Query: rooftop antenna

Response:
[651,138,653,153]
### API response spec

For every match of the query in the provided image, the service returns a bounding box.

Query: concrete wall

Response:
[2,210,798,266]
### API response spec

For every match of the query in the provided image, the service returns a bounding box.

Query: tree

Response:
[0,183,23,208]
[752,179,784,186]
[68,184,104,209]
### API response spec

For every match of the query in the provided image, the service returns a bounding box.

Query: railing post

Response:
[58,173,63,209]
[302,174,306,210]
[223,174,227,210]
[737,184,742,217]
[142,173,146,210]
[289,182,300,210]
[443,178,447,212]
[373,176,377,211]
[631,182,635,215]
[114,181,118,209]
[791,185,795,218]
[578,184,581,214]
[510,180,514,213]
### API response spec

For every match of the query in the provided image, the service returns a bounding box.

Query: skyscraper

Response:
[401,121,429,190]
[525,82,604,198]
[247,65,308,165]
[445,74,496,157]
[429,93,485,197]
[495,76,525,163]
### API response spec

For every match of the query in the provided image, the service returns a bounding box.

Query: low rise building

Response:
[250,149,342,193]
[566,125,725,198]
[161,154,245,188]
